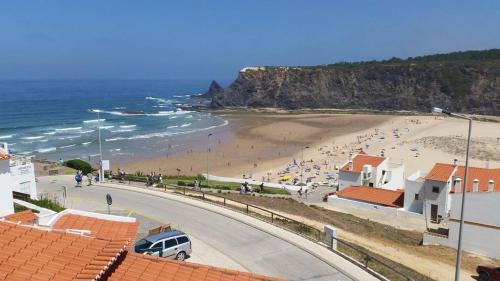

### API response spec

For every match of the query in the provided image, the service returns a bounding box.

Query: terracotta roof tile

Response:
[4,210,38,224]
[424,163,456,182]
[425,163,500,193]
[52,214,139,241]
[336,185,404,208]
[0,220,129,281]
[107,252,284,281]
[340,154,386,173]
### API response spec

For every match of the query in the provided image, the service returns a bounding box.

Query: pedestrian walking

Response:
[75,171,82,187]
[87,173,93,186]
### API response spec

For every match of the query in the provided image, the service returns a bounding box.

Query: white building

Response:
[338,153,404,191]
[0,147,14,217]
[403,170,427,214]
[9,155,37,199]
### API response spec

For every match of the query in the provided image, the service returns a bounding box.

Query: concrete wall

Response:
[0,159,14,217]
[328,196,423,219]
[10,162,37,198]
[338,171,361,190]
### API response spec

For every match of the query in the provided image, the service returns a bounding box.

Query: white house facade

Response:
[0,148,14,217]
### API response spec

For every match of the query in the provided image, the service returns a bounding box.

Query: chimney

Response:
[472,179,479,192]
[454,178,462,193]
[453,159,458,166]
[348,152,353,171]
[488,180,495,192]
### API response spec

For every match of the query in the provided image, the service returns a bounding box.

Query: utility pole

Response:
[206,133,213,187]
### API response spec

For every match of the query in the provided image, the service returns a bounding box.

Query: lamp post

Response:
[206,133,213,187]
[300,145,309,185]
[97,110,103,182]
[432,107,472,281]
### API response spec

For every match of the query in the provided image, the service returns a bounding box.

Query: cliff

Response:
[194,80,224,99]
[211,49,500,115]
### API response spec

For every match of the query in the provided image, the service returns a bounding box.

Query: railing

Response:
[116,180,423,281]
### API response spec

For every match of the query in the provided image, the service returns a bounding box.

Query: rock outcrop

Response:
[195,80,224,99]
[211,49,500,115]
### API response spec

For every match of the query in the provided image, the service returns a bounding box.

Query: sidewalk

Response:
[100,181,381,281]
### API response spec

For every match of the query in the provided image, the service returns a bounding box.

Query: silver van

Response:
[134,230,192,261]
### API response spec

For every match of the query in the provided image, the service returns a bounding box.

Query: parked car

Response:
[134,230,192,261]
[476,265,500,281]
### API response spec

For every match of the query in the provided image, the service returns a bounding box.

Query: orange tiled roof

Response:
[0,153,10,160]
[337,186,404,208]
[4,210,38,224]
[52,214,139,241]
[340,154,386,173]
[107,251,284,281]
[424,163,456,182]
[0,220,129,281]
[425,163,500,193]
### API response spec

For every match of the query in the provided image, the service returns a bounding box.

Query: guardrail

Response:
[113,180,422,281]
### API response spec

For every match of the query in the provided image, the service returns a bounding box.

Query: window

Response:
[177,236,189,244]
[368,182,374,187]
[414,194,419,200]
[432,186,439,193]
[164,238,178,249]
[134,239,152,251]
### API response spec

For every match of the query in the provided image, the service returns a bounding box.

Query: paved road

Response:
[37,176,351,281]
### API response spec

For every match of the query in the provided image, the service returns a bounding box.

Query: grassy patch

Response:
[30,198,65,212]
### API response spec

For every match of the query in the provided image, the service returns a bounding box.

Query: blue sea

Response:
[0,80,228,164]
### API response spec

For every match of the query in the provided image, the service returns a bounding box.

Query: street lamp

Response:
[300,145,310,185]
[97,110,103,182]
[432,106,472,281]
[206,133,213,187]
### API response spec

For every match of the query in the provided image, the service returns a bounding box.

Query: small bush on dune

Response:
[63,159,94,174]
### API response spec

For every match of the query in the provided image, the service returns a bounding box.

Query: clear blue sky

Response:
[1,0,499,80]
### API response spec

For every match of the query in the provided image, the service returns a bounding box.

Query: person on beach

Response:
[75,171,82,187]
[240,184,245,194]
[87,173,93,186]
[260,182,264,193]
[297,187,303,198]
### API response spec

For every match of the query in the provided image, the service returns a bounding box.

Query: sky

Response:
[1,0,499,80]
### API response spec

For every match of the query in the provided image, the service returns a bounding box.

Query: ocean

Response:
[0,80,228,164]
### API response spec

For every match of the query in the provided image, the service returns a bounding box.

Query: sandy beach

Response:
[120,112,500,184]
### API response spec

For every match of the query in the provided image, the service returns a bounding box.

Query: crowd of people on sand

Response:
[239,182,265,194]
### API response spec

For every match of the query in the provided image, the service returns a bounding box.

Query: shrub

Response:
[177,181,186,186]
[63,159,94,174]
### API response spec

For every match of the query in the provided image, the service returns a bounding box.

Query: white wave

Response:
[91,109,125,116]
[83,119,105,123]
[99,125,115,130]
[180,123,191,128]
[146,96,172,104]
[82,142,92,146]
[57,135,81,140]
[127,120,229,141]
[38,147,56,153]
[109,148,121,152]
[169,116,178,119]
[184,115,193,119]
[43,131,57,135]
[114,107,126,110]
[19,151,33,155]
[21,136,45,140]
[0,135,13,139]
[110,129,136,133]
[38,139,49,142]
[79,130,95,134]
[119,125,137,128]
[167,125,178,129]
[59,144,76,149]
[55,127,82,131]
[7,142,16,146]
[105,137,126,142]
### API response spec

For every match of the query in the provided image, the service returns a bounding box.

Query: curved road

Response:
[37,176,350,281]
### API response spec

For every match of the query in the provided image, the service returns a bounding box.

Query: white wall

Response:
[328,196,423,219]
[10,162,37,198]
[382,164,405,190]
[0,159,14,217]
[338,171,361,190]
[424,192,500,259]
[404,171,427,213]
[423,179,451,221]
